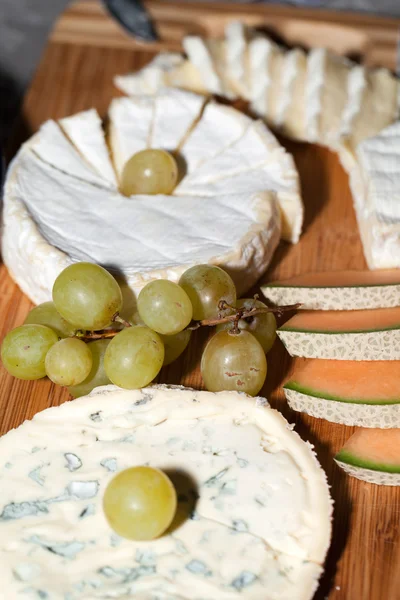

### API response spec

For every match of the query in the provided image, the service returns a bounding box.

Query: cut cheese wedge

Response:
[114,53,184,95]
[304,48,325,143]
[206,38,237,100]
[263,269,400,310]
[166,59,208,94]
[150,87,206,151]
[225,21,249,99]
[284,359,400,428]
[183,36,225,96]
[0,385,332,599]
[108,96,154,177]
[248,36,275,119]
[278,307,400,360]
[177,160,302,243]
[335,428,400,486]
[31,120,109,188]
[317,52,352,147]
[59,109,118,187]
[345,68,399,151]
[263,43,287,128]
[178,102,252,174]
[278,48,308,140]
[344,122,400,270]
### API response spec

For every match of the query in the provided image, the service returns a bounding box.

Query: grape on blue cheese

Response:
[0,385,332,599]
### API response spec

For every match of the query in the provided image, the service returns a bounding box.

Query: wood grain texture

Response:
[50,0,400,70]
[2,3,400,599]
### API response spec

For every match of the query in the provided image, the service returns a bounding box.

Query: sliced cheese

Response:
[0,385,332,599]
[166,59,208,94]
[318,52,352,147]
[30,120,109,188]
[280,48,308,140]
[179,120,284,185]
[343,122,400,269]
[339,65,366,140]
[150,88,206,151]
[248,36,275,119]
[225,21,249,99]
[59,109,118,187]
[114,52,184,95]
[179,102,252,174]
[183,36,224,95]
[108,95,154,177]
[266,45,288,127]
[305,48,325,143]
[206,38,237,99]
[346,67,399,150]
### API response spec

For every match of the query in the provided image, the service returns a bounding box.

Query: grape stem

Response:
[187,301,301,331]
[75,303,301,341]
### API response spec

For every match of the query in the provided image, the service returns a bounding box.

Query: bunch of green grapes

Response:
[1,260,276,397]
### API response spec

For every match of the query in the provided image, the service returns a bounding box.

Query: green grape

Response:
[137,280,193,335]
[161,330,192,366]
[25,301,76,338]
[201,329,267,396]
[1,324,58,380]
[52,263,123,331]
[179,264,236,320]
[68,339,111,398]
[104,326,164,389]
[45,338,92,386]
[216,299,276,353]
[120,149,178,196]
[103,466,177,541]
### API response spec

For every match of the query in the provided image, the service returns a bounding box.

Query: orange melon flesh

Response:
[269,269,400,287]
[280,306,400,333]
[285,359,400,404]
[336,429,400,472]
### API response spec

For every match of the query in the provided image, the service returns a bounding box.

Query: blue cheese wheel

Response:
[0,385,332,599]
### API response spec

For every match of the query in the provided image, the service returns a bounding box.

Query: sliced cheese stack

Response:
[0,385,332,599]
[3,88,306,305]
[114,23,400,270]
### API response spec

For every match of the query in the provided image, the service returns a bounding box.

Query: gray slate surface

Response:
[1,0,400,144]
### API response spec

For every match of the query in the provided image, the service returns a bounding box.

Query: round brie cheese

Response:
[2,88,304,305]
[0,385,332,599]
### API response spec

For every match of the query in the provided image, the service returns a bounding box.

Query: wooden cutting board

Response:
[3,1,400,598]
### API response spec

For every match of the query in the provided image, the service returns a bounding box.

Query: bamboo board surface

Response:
[2,1,400,599]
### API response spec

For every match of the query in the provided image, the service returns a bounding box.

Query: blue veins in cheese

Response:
[0,385,332,600]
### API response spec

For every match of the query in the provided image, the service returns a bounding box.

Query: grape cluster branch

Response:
[76,301,301,341]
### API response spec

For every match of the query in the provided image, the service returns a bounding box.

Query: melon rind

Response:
[277,328,400,360]
[334,461,400,486]
[284,388,400,428]
[262,283,400,310]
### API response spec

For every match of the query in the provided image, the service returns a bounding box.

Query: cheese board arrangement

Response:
[1,1,400,598]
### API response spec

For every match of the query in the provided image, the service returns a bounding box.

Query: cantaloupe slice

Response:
[284,359,400,428]
[278,307,400,360]
[262,269,400,310]
[335,428,400,485]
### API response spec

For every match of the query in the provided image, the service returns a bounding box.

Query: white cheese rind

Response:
[108,95,155,177]
[305,48,326,142]
[341,122,400,269]
[150,88,205,151]
[334,461,400,486]
[0,385,332,599]
[59,109,118,187]
[31,120,110,188]
[248,37,274,118]
[3,143,281,303]
[176,157,303,243]
[183,36,224,95]
[114,53,184,95]
[225,21,248,98]
[179,102,252,174]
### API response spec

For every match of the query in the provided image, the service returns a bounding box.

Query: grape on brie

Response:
[3,88,301,306]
